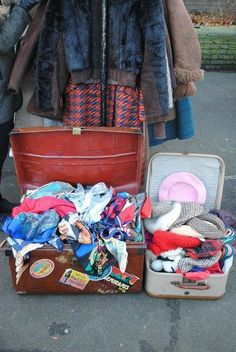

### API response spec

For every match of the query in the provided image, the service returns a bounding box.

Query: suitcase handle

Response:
[171,280,210,291]
[176,283,210,291]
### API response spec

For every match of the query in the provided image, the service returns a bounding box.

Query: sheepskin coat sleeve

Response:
[164,0,204,99]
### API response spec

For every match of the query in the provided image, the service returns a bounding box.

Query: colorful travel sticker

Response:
[59,268,89,290]
[30,259,55,279]
[88,265,113,281]
[104,266,140,292]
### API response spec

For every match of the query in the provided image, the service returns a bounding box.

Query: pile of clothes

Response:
[2,182,147,283]
[145,201,235,275]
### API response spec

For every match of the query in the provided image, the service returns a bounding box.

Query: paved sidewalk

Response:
[0,72,236,352]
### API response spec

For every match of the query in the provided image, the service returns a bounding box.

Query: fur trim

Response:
[0,4,10,21]
[36,0,63,111]
[174,82,197,100]
[175,67,204,84]
[36,0,90,111]
[62,0,90,72]
[0,0,18,20]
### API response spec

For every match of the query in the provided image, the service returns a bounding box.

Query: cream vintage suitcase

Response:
[144,152,232,299]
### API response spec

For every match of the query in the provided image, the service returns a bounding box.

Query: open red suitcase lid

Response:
[10,126,145,195]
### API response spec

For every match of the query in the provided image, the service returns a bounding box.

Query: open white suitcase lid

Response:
[146,153,225,210]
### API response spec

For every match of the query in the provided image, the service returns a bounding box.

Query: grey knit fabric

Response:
[186,218,225,239]
[152,201,174,217]
[198,211,225,231]
[178,253,221,273]
[151,201,226,239]
[170,202,204,228]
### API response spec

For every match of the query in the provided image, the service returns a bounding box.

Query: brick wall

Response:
[185,0,236,13]
[198,26,236,70]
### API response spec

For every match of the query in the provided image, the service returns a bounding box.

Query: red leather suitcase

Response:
[4,126,146,294]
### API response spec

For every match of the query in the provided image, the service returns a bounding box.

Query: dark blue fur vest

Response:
[36,0,169,116]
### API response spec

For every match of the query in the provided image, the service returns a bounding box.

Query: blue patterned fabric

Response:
[3,209,60,243]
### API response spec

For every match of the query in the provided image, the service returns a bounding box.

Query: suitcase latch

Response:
[72,127,82,136]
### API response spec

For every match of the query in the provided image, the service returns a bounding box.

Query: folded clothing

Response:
[144,202,181,233]
[184,262,223,274]
[178,253,221,273]
[26,181,76,199]
[186,211,226,239]
[171,225,204,239]
[183,271,211,281]
[151,201,226,239]
[67,183,113,225]
[3,209,59,243]
[152,201,204,228]
[12,196,76,218]
[148,230,201,256]
[198,211,226,230]
[185,239,223,260]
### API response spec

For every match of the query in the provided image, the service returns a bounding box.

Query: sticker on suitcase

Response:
[88,265,113,281]
[59,268,89,290]
[30,259,55,279]
[104,267,140,293]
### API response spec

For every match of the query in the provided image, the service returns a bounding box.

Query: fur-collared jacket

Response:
[0,4,30,125]
[8,0,203,124]
[10,0,169,119]
[37,0,169,116]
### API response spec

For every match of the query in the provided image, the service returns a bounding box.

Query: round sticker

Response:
[30,259,55,279]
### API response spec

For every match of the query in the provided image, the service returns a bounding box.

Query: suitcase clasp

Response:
[72,127,82,136]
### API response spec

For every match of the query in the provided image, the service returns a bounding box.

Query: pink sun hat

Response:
[158,172,207,204]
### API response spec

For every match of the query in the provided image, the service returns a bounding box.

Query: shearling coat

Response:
[0,4,30,125]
